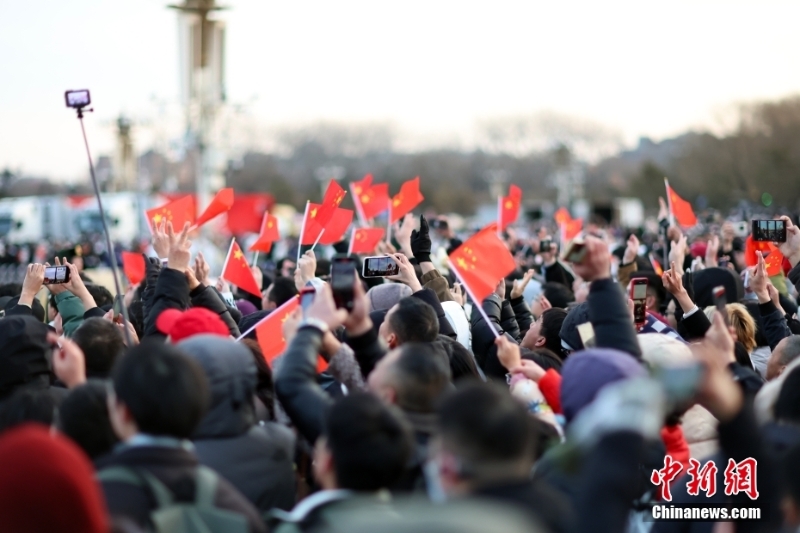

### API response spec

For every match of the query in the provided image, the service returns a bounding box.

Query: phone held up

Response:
[362,256,399,278]
[330,255,356,311]
[712,285,729,326]
[751,219,786,243]
[43,266,70,285]
[630,277,648,329]
[300,286,316,317]
[561,237,586,264]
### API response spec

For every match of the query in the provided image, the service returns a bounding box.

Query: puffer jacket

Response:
[178,335,296,513]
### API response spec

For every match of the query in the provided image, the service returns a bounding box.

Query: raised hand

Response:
[387,253,422,292]
[294,250,317,291]
[691,312,742,422]
[510,358,546,382]
[151,218,170,259]
[510,269,535,300]
[166,222,192,272]
[569,236,611,283]
[495,335,522,371]
[669,234,688,273]
[194,252,211,286]
[19,264,46,307]
[778,215,800,267]
[49,332,86,389]
[410,215,432,263]
[622,234,640,265]
[750,251,769,303]
[394,214,415,257]
[305,284,348,331]
[449,282,465,306]
[661,262,685,296]
[704,235,719,268]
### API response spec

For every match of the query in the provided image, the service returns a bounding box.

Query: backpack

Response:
[97,466,250,533]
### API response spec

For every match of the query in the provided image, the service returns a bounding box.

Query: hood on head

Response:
[560,348,646,422]
[177,335,256,439]
[559,301,590,353]
[0,316,52,401]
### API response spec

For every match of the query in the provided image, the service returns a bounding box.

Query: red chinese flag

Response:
[350,227,385,254]
[744,235,776,267]
[390,176,424,223]
[360,183,390,220]
[554,207,572,225]
[764,249,785,277]
[648,254,664,276]
[351,174,373,197]
[121,251,145,285]
[448,226,516,303]
[195,188,234,228]
[146,195,196,231]
[226,194,274,234]
[499,185,522,231]
[254,297,328,372]
[666,183,697,228]
[221,240,261,297]
[561,218,583,242]
[313,180,348,228]
[250,213,280,253]
[303,206,353,245]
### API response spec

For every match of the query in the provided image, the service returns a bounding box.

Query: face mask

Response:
[423,459,448,503]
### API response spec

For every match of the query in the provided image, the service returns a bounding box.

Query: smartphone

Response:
[539,239,552,253]
[719,256,729,268]
[65,89,91,109]
[655,362,705,405]
[362,256,400,278]
[577,322,596,349]
[630,277,648,328]
[331,255,356,311]
[43,266,70,285]
[752,219,787,243]
[112,295,124,324]
[300,287,316,317]
[561,237,586,263]
[713,285,729,326]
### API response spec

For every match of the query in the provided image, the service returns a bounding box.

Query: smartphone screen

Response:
[577,322,596,348]
[713,285,729,326]
[630,278,648,326]
[331,256,356,311]
[362,256,399,278]
[752,219,787,242]
[43,266,70,285]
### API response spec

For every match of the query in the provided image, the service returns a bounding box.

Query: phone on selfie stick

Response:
[630,277,648,329]
[331,255,356,311]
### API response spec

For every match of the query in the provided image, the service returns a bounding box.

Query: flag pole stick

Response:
[447,259,501,339]
[497,195,503,237]
[310,228,326,252]
[387,205,393,243]
[221,238,236,278]
[297,201,310,263]
[350,183,368,227]
[253,251,259,265]
[663,177,673,270]
[347,227,355,256]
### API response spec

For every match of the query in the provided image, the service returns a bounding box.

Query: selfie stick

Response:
[71,103,133,346]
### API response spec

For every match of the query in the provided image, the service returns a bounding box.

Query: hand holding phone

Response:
[362,256,400,278]
[43,265,71,285]
[300,287,316,317]
[630,277,648,329]
[331,255,357,311]
[752,219,787,243]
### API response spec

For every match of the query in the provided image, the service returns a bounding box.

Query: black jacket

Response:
[143,267,190,338]
[189,285,241,338]
[96,445,266,533]
[469,294,513,379]
[587,278,642,359]
[474,478,573,533]
[179,335,296,514]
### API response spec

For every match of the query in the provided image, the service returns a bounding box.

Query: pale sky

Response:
[3,0,800,181]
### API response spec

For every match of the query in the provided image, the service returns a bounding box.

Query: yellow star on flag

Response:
[505,200,513,209]
[310,207,318,218]
[234,249,244,261]
[153,213,163,223]
[392,196,402,208]
[361,194,370,204]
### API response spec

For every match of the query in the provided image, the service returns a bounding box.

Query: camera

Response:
[65,89,91,109]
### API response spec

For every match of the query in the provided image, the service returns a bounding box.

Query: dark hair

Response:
[58,380,119,459]
[241,338,276,421]
[435,335,480,383]
[127,300,144,340]
[388,298,439,345]
[85,284,114,309]
[539,308,568,357]
[522,347,563,372]
[0,283,22,298]
[437,382,542,473]
[392,343,452,413]
[775,366,800,424]
[733,341,755,372]
[541,282,574,310]
[0,389,58,433]
[111,340,209,439]
[73,318,125,379]
[268,277,298,307]
[324,393,413,491]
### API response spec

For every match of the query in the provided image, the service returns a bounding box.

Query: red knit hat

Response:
[156,307,230,343]
[0,423,108,533]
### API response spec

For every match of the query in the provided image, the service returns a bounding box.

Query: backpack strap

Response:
[97,466,175,509]
[194,466,219,507]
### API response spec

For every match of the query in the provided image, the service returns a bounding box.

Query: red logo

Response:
[651,457,758,502]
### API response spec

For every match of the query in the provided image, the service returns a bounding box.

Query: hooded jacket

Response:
[178,336,296,513]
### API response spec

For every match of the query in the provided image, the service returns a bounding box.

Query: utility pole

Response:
[168,0,228,220]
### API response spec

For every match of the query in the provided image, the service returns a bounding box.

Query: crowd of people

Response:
[0,199,799,533]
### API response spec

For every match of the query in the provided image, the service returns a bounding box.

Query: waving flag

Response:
[499,184,522,231]
[359,183,390,221]
[121,252,145,285]
[560,218,583,243]
[302,206,353,246]
[221,239,261,297]
[349,227,385,255]
[390,176,424,223]
[665,179,697,228]
[146,195,196,232]
[194,188,234,228]
[313,180,348,228]
[554,207,572,225]
[250,213,280,253]
[448,226,516,304]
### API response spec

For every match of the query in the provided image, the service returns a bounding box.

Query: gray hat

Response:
[366,283,413,313]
